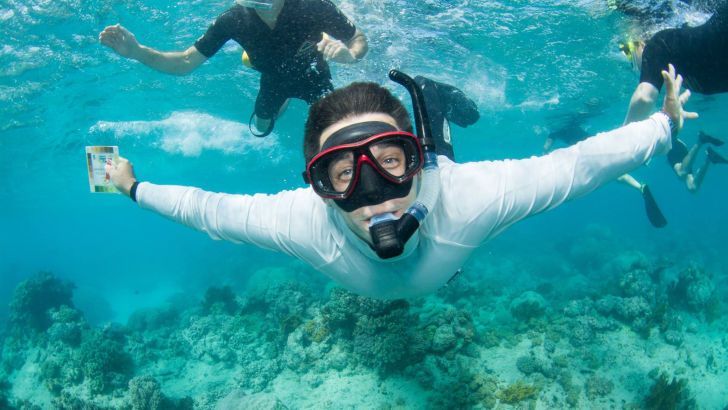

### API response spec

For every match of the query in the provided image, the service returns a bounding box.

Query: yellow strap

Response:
[242,50,253,68]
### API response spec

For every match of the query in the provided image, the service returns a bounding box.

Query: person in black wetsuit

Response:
[543,102,669,227]
[623,1,728,123]
[666,130,728,192]
[99,0,368,137]
[620,2,728,192]
[414,76,480,160]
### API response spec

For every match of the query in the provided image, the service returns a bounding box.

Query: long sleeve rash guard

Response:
[135,113,672,299]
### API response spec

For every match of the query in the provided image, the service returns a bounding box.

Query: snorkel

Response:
[367,70,441,259]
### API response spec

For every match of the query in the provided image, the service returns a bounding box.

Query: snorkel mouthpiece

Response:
[369,214,401,259]
[366,70,439,259]
[369,209,423,259]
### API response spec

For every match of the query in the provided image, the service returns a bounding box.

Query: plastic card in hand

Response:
[85,146,119,193]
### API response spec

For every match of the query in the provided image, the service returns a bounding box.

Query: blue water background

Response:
[1,0,726,325]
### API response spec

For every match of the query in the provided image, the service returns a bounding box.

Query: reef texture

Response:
[1,239,727,409]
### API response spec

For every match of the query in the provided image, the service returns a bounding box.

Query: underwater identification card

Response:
[85,146,119,193]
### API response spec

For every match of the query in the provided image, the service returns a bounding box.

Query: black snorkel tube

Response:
[368,70,441,259]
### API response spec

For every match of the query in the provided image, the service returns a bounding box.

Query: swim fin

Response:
[707,147,728,164]
[698,131,724,147]
[642,185,667,228]
[249,112,275,138]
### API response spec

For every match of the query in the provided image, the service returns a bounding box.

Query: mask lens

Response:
[325,152,355,194]
[370,136,420,179]
[307,133,422,198]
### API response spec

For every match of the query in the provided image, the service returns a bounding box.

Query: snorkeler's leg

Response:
[617,173,644,192]
[680,142,704,173]
[687,158,711,192]
[250,75,287,137]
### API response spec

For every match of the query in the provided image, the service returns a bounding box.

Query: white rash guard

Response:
[135,113,672,299]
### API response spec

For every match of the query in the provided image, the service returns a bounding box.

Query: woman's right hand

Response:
[110,156,137,197]
[99,24,141,59]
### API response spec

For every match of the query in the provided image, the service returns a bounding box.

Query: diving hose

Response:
[368,70,441,259]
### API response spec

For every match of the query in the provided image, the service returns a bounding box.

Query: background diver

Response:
[99,0,368,137]
[108,66,695,299]
[543,100,668,228]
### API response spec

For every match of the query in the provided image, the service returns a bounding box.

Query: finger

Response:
[675,74,683,92]
[679,89,691,104]
[668,63,675,78]
[683,111,699,120]
[661,70,675,95]
[324,44,336,58]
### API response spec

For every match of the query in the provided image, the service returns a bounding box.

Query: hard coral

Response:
[79,329,134,394]
[8,272,74,332]
[497,380,539,404]
[510,291,547,321]
[128,376,163,410]
[47,305,86,347]
[128,376,194,410]
[202,286,239,315]
[669,267,718,317]
[585,374,614,399]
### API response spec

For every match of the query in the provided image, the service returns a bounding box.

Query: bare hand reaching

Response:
[99,24,140,59]
[317,34,356,64]
[660,63,699,135]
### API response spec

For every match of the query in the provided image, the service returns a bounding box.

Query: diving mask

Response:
[619,39,640,68]
[303,121,423,212]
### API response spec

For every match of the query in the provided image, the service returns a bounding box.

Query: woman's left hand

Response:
[660,63,699,135]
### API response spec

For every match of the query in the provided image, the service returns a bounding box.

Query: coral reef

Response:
[585,374,614,399]
[128,375,193,410]
[79,327,134,394]
[201,286,239,315]
[669,266,720,320]
[510,291,548,321]
[8,272,74,333]
[497,380,539,404]
[644,373,695,410]
[1,249,725,409]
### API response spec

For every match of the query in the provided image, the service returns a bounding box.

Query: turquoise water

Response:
[1,0,727,408]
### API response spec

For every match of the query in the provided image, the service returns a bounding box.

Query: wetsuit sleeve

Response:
[316,0,356,42]
[134,184,336,268]
[442,113,672,246]
[193,9,237,58]
[436,82,480,127]
[639,33,671,90]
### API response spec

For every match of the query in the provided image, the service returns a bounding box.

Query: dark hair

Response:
[303,82,413,164]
